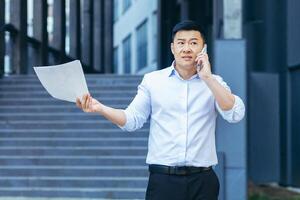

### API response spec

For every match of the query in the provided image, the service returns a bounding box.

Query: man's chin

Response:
[177,62,195,69]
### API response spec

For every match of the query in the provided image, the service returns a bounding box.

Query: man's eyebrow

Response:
[176,38,199,41]
[176,38,186,41]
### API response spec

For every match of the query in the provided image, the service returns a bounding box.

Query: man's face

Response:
[171,30,204,70]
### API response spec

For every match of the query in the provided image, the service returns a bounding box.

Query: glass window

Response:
[122,35,131,74]
[27,0,33,37]
[123,0,132,13]
[113,46,119,73]
[5,0,10,23]
[152,12,157,62]
[47,0,54,43]
[65,0,70,54]
[113,0,119,22]
[136,20,148,70]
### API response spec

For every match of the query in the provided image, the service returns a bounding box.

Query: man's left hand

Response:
[195,52,212,80]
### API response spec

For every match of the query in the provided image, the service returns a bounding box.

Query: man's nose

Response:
[182,44,192,53]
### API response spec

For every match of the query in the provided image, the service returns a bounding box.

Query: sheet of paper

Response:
[33,60,89,103]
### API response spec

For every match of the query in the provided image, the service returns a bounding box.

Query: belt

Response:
[148,164,212,176]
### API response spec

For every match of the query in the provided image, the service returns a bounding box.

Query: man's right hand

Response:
[76,94,127,127]
[76,93,103,113]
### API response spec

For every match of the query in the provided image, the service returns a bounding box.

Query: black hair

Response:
[171,20,206,42]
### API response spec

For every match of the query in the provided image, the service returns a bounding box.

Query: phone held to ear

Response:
[196,44,207,72]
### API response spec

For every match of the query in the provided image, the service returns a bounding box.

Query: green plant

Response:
[249,193,270,200]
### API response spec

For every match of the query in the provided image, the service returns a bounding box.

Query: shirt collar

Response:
[166,61,176,77]
[166,61,199,80]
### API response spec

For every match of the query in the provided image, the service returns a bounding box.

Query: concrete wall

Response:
[287,0,300,67]
[214,40,247,200]
[248,73,280,183]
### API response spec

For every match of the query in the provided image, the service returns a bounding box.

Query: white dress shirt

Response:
[119,64,245,167]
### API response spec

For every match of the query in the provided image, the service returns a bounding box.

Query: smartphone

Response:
[196,44,207,71]
[201,44,207,54]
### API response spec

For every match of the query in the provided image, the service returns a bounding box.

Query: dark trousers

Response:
[145,169,219,200]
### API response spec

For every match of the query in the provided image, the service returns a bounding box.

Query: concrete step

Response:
[0,105,127,113]
[0,137,148,147]
[0,197,144,200]
[1,74,142,79]
[0,177,148,188]
[0,74,148,199]
[0,98,133,105]
[0,155,145,158]
[0,91,137,98]
[0,85,137,92]
[0,78,142,85]
[0,120,150,129]
[0,166,149,177]
[0,129,149,137]
[0,156,146,166]
[0,146,148,156]
[0,187,146,199]
[0,113,106,120]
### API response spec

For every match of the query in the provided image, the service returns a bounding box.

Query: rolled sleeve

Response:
[118,75,151,132]
[117,109,135,131]
[213,74,245,123]
[215,94,245,123]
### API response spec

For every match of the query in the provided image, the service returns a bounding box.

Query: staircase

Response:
[0,74,149,200]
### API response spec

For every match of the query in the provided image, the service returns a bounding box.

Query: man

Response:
[76,21,245,200]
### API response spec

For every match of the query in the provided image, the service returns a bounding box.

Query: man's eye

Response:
[178,42,184,45]
[191,42,197,45]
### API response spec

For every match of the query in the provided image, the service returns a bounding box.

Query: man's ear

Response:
[171,43,174,55]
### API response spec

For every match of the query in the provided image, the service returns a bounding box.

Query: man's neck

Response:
[174,64,197,80]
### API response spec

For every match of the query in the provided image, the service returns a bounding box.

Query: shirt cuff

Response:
[216,95,245,123]
[117,109,134,131]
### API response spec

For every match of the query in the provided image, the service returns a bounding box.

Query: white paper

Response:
[33,60,89,103]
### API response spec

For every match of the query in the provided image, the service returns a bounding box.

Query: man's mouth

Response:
[182,56,193,60]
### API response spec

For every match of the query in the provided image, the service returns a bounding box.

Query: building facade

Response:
[1,0,300,199]
[113,0,158,74]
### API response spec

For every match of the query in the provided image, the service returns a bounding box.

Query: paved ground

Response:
[249,182,300,200]
[0,198,143,200]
